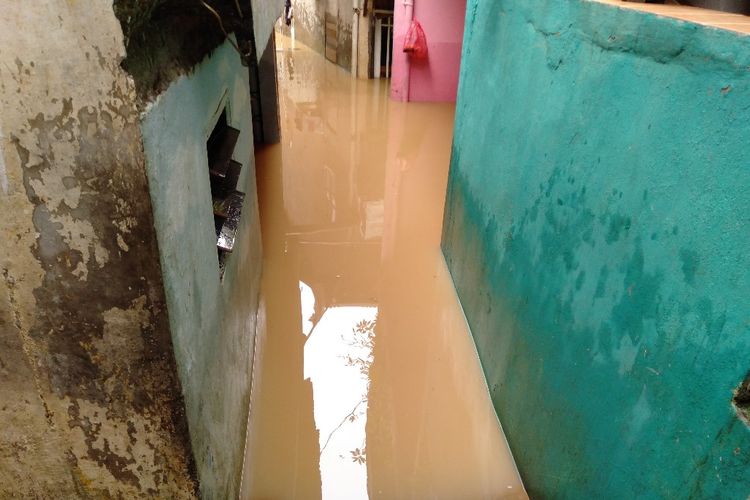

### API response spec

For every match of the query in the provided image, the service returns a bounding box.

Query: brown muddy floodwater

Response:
[240,33,526,500]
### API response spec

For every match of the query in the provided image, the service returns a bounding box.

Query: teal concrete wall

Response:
[140,38,263,499]
[442,1,750,497]
[251,0,283,60]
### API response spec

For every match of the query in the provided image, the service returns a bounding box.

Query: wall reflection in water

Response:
[304,305,376,500]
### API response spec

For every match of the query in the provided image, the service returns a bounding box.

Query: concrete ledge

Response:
[593,0,750,34]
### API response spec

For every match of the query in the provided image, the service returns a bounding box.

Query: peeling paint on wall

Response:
[0,0,197,496]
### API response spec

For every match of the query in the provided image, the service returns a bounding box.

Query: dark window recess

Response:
[207,110,245,277]
[733,371,750,426]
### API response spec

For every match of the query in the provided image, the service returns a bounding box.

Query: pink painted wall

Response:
[390,0,467,102]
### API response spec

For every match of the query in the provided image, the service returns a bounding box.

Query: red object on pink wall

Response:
[391,0,467,102]
[403,20,428,59]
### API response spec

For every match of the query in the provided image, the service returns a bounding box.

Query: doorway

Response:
[372,9,394,79]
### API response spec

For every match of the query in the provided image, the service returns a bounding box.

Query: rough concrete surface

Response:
[294,0,328,55]
[291,0,355,73]
[442,0,750,497]
[332,0,353,72]
[252,0,286,60]
[140,38,263,499]
[0,1,196,496]
[114,0,253,100]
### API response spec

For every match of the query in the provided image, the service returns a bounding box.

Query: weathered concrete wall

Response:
[294,0,327,55]
[293,0,353,71]
[0,1,197,496]
[140,38,263,499]
[331,0,354,71]
[442,0,750,497]
[115,0,255,100]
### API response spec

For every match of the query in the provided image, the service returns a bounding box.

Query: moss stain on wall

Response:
[0,1,197,496]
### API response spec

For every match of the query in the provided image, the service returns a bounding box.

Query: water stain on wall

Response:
[442,0,750,496]
[0,2,197,496]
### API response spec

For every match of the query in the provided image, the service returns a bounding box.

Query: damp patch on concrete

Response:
[0,2,197,496]
[442,0,750,497]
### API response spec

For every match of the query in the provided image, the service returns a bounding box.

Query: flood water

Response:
[240,33,526,500]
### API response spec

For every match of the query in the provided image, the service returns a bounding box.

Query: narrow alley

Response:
[240,33,525,499]
[3,0,750,497]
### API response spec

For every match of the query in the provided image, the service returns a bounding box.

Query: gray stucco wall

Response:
[294,0,327,55]
[0,0,197,496]
[140,38,263,499]
[293,0,354,71]
[332,0,353,71]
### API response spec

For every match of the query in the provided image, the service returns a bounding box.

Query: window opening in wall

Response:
[207,109,245,278]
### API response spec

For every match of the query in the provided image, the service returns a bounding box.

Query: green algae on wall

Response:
[140,38,263,499]
[442,0,750,497]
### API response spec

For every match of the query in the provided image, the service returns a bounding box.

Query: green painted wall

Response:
[442,1,750,497]
[252,0,284,61]
[140,38,263,499]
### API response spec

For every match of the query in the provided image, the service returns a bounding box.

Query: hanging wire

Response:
[199,0,251,60]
